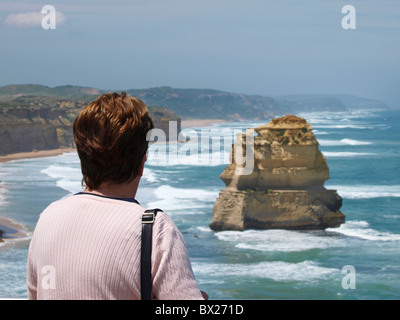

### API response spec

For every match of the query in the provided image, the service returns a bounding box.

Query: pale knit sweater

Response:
[27,193,204,300]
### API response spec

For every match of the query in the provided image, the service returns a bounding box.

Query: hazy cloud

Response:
[0,0,398,107]
[4,10,67,28]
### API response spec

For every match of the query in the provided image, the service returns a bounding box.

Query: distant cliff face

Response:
[128,87,280,120]
[0,96,181,156]
[147,106,181,142]
[0,97,82,155]
[210,115,345,231]
[0,84,389,123]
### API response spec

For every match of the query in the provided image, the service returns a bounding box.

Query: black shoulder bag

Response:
[141,208,163,300]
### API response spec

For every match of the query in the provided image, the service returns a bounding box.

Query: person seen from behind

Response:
[27,92,207,300]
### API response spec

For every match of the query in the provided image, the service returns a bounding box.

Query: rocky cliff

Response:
[210,115,345,231]
[0,84,389,124]
[0,96,180,156]
[0,97,82,155]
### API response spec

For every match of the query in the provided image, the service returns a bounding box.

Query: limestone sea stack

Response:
[210,115,345,231]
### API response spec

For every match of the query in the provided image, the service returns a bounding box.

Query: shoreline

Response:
[0,216,30,243]
[0,120,228,163]
[0,148,75,163]
[0,149,75,243]
[181,118,227,128]
[0,149,73,243]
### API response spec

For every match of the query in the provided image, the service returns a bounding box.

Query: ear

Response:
[138,154,146,177]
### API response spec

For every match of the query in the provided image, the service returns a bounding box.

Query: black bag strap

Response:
[141,208,163,300]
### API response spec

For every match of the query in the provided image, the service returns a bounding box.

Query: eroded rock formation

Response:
[210,115,345,231]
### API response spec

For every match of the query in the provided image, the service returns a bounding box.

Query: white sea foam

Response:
[318,139,372,146]
[327,221,400,241]
[148,126,246,167]
[214,229,346,252]
[197,226,213,233]
[340,138,372,145]
[382,214,400,220]
[0,169,13,207]
[302,113,376,129]
[322,151,376,157]
[0,236,32,248]
[312,130,329,135]
[306,118,339,124]
[52,150,79,164]
[147,143,231,167]
[318,140,344,146]
[314,124,375,129]
[0,183,8,206]
[299,110,376,121]
[212,219,400,255]
[41,165,82,194]
[146,185,218,212]
[143,167,157,183]
[192,260,340,283]
[326,185,400,199]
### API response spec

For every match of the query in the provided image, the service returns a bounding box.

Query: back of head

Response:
[73,92,154,190]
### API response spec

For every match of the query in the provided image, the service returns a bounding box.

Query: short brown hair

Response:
[73,92,154,190]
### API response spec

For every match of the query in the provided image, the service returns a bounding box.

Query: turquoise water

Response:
[0,109,399,299]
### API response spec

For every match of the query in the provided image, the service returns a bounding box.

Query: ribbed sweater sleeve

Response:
[151,214,202,300]
[26,194,204,300]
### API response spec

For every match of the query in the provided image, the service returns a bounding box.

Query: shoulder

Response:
[38,193,145,223]
[38,195,75,217]
[152,210,186,243]
[152,210,177,232]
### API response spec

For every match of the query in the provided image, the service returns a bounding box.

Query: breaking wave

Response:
[323,152,376,157]
[326,185,400,199]
[318,139,373,146]
[192,260,340,283]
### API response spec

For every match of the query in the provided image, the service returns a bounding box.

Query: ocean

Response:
[0,109,399,299]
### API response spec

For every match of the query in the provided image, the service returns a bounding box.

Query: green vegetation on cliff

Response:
[0,84,100,102]
[0,94,180,156]
[128,87,279,120]
[1,84,388,122]
[0,84,390,155]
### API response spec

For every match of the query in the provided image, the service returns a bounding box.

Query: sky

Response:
[0,0,399,107]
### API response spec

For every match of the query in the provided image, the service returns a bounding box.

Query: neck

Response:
[85,177,140,199]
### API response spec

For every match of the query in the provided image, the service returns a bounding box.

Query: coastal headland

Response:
[0,119,224,163]
[0,84,388,157]
[0,84,389,238]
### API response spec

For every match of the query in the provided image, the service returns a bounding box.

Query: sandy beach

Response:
[181,119,227,128]
[0,120,226,164]
[0,149,75,243]
[0,148,75,163]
